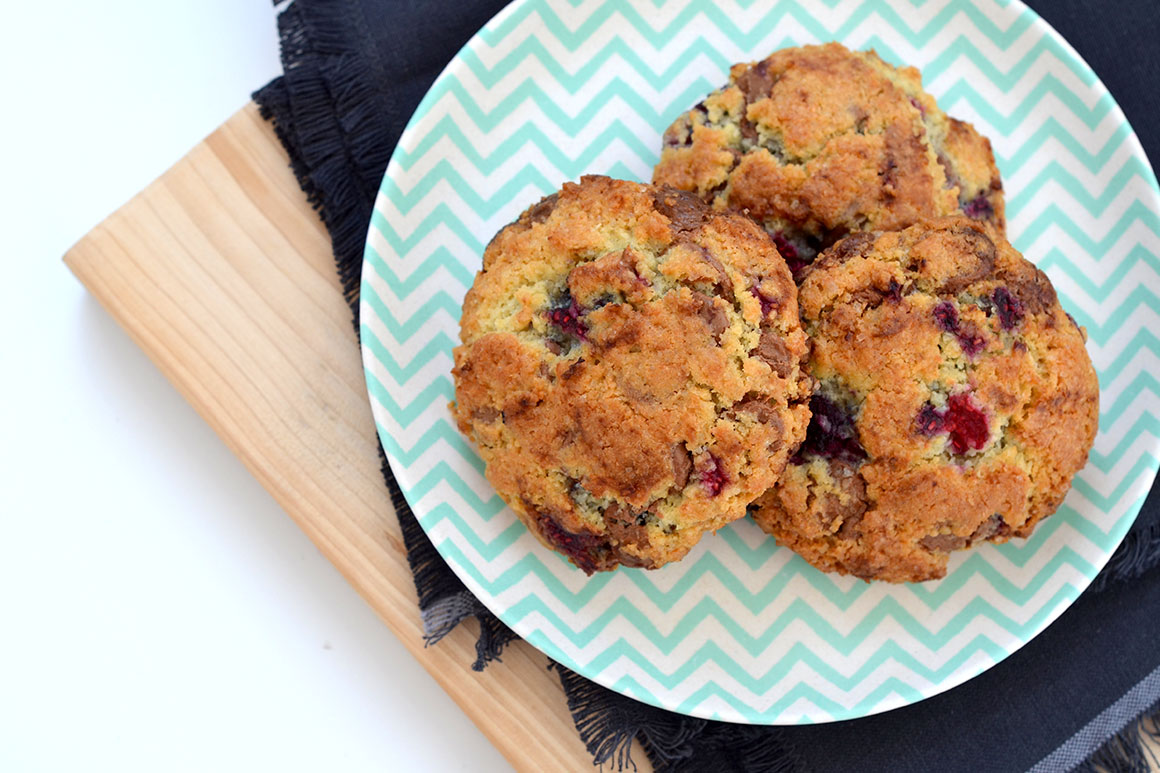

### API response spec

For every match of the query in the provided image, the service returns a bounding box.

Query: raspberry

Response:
[934,301,985,357]
[917,394,989,454]
[546,290,586,340]
[538,515,604,574]
[915,404,945,435]
[698,454,728,497]
[992,287,1024,331]
[750,284,776,317]
[770,231,807,277]
[956,325,986,357]
[962,194,994,220]
[945,393,989,454]
[933,301,959,333]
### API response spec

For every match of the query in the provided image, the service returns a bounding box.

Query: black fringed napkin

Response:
[254,1,1160,769]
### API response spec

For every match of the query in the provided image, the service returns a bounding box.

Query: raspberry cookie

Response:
[452,176,812,572]
[750,218,1098,582]
[653,43,1005,279]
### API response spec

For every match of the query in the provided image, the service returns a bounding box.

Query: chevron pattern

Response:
[360,0,1160,724]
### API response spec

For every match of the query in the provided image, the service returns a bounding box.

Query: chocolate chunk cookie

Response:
[750,218,1098,582]
[653,43,1005,280]
[452,176,812,572]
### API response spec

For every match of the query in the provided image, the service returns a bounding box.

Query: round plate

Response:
[360,0,1160,724]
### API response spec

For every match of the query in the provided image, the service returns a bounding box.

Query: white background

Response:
[0,1,510,770]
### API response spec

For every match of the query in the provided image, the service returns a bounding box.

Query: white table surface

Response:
[0,2,511,770]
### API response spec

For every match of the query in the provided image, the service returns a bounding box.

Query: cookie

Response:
[750,218,1099,582]
[452,175,812,573]
[653,43,1005,279]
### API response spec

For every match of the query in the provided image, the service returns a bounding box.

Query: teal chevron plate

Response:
[360,0,1160,724]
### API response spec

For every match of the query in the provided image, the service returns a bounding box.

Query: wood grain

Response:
[64,102,645,773]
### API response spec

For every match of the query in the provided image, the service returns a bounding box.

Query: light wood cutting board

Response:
[63,102,649,773]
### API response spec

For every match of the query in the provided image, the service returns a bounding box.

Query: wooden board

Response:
[63,102,642,772]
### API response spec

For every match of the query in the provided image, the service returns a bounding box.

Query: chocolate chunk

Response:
[920,534,967,553]
[939,225,997,294]
[699,246,735,297]
[652,187,711,235]
[817,464,867,539]
[824,232,876,266]
[739,118,758,144]
[969,514,1010,542]
[850,278,904,309]
[836,508,866,540]
[733,395,777,424]
[880,151,898,200]
[604,502,650,547]
[752,329,794,377]
[937,152,959,189]
[735,59,779,103]
[794,395,866,464]
[561,358,585,381]
[526,192,559,224]
[691,292,729,339]
[616,553,658,569]
[852,105,870,134]
[1004,267,1058,317]
[472,406,501,423]
[671,444,693,489]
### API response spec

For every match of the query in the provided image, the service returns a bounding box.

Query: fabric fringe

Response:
[551,662,802,773]
[378,443,516,671]
[1074,701,1160,773]
[1091,512,1160,593]
[254,0,391,320]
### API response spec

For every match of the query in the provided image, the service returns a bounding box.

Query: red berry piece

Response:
[915,404,945,435]
[934,301,985,357]
[915,393,990,454]
[538,515,604,574]
[750,283,776,318]
[698,455,728,497]
[962,194,994,220]
[909,96,926,116]
[944,393,989,454]
[992,287,1024,331]
[956,325,987,357]
[546,290,587,340]
[933,301,959,333]
[770,230,807,277]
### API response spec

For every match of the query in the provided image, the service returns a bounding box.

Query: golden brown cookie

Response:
[452,176,812,573]
[653,43,1005,279]
[750,218,1099,582]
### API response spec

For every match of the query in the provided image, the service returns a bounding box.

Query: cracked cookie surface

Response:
[452,176,812,572]
[653,43,1005,280]
[750,218,1099,582]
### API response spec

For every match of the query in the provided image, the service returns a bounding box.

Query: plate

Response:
[360,0,1160,724]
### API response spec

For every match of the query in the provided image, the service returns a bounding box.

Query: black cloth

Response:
[254,1,1160,770]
